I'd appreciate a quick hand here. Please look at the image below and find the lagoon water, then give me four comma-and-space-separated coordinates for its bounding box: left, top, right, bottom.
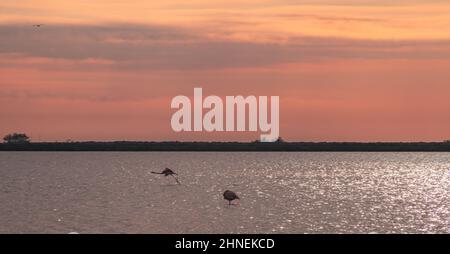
0, 152, 448, 233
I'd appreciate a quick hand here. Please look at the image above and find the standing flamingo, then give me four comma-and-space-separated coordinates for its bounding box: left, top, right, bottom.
223, 190, 240, 205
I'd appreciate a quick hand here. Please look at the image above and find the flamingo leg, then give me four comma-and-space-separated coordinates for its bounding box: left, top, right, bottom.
171, 174, 180, 184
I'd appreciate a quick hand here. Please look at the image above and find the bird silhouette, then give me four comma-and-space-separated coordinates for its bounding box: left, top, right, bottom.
223, 190, 239, 205
151, 168, 180, 184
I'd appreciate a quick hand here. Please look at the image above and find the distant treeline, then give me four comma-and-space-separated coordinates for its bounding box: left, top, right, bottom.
0, 141, 450, 151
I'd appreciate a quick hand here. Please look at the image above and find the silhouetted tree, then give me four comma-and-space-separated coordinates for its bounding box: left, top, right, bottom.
3, 133, 30, 144
275, 137, 285, 143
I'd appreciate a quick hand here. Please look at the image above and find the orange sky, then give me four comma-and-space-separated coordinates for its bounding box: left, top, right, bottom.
1, 0, 449, 141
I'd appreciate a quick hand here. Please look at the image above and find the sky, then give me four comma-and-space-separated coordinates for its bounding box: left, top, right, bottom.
1, 0, 449, 142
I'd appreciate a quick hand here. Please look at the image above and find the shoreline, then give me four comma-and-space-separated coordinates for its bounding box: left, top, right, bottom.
1, 141, 449, 152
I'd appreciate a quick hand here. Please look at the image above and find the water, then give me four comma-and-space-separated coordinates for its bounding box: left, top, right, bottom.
0, 152, 448, 234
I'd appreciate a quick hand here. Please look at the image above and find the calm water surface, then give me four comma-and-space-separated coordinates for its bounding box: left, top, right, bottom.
0, 152, 448, 233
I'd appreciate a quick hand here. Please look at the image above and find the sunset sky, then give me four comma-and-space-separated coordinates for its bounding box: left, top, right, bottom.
1, 0, 449, 141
